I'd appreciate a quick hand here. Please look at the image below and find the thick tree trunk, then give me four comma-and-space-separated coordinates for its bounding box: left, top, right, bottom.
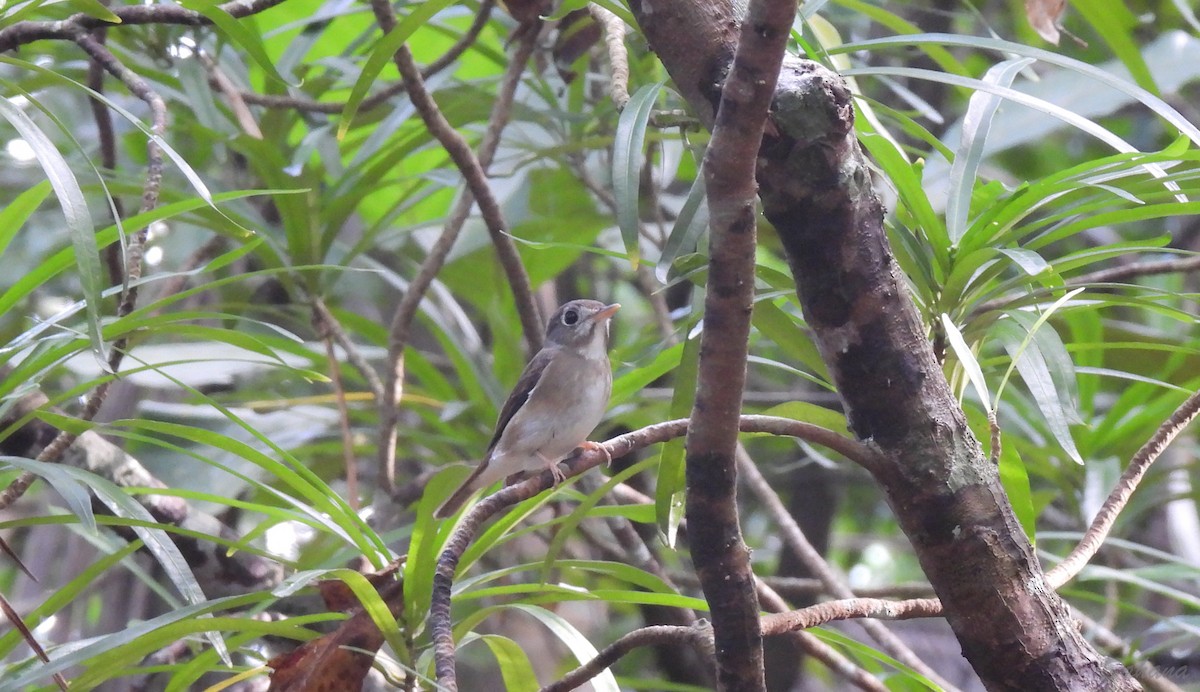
627, 1, 1141, 689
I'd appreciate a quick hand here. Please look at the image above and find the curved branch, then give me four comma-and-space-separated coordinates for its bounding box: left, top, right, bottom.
428, 415, 874, 688
738, 446, 955, 690
368, 0, 544, 351
1046, 387, 1200, 589
0, 0, 288, 52
377, 27, 539, 491
540, 623, 714, 692
760, 597, 944, 635
236, 0, 495, 114
974, 255, 1200, 316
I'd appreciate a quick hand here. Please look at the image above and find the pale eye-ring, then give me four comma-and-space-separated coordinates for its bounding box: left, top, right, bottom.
562, 308, 580, 326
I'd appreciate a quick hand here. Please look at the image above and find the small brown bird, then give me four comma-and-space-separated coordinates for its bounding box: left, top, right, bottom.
434, 300, 619, 519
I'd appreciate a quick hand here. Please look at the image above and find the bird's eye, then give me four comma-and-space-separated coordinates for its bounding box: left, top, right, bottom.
562, 308, 580, 326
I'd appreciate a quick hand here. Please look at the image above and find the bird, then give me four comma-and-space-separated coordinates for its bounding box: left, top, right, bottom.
434, 299, 620, 519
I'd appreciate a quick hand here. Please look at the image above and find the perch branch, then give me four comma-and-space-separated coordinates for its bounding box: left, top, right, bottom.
1046, 387, 1200, 589
428, 415, 874, 688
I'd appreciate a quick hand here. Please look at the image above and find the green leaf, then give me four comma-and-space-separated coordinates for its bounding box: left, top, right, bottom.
0, 455, 95, 532
0, 181, 50, 257
0, 96, 104, 362
505, 604, 619, 692
611, 341, 684, 406
612, 82, 664, 268
941, 314, 990, 410
835, 34, 1200, 146
655, 166, 710, 283
1069, 0, 1158, 94
946, 58, 1033, 245
338, 0, 458, 139
657, 329, 699, 547
991, 290, 1086, 464
178, 0, 296, 87
481, 635, 540, 692
0, 457, 230, 662
66, 0, 121, 22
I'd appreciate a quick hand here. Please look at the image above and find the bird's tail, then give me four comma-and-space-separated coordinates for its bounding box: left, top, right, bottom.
434, 464, 487, 519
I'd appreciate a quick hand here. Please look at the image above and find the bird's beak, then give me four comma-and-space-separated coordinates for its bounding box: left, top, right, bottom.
594, 303, 621, 322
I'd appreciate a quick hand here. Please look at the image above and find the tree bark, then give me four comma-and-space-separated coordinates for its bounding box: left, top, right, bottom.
627, 1, 1141, 688
684, 0, 797, 688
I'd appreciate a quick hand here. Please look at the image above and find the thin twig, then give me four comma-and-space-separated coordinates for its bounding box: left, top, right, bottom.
311, 297, 385, 403
86, 23, 124, 285
0, 0, 288, 51
755, 580, 889, 692
377, 26, 539, 491
737, 446, 956, 690
1046, 388, 1200, 589
760, 596, 944, 634
541, 623, 714, 692
975, 255, 1200, 315
368, 0, 543, 350
237, 0, 495, 114
315, 304, 360, 511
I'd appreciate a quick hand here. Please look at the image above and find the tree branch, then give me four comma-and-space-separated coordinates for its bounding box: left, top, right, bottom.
376, 26, 539, 491
684, 1, 795, 687
367, 0, 544, 351
0, 0, 288, 52
235, 0, 495, 114
738, 446, 955, 689
1045, 387, 1200, 589
428, 415, 875, 689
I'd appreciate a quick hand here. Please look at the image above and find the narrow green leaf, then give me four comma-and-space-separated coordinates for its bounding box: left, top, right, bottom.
481, 635, 539, 692
0, 97, 104, 362
66, 0, 121, 22
991, 289, 1086, 464
0, 456, 95, 533
658, 328, 699, 547
0, 181, 50, 257
612, 82, 664, 268
834, 34, 1200, 145
946, 58, 1032, 244
1070, 0, 1158, 94
178, 0, 295, 86
1, 594, 260, 689
940, 314, 991, 410
338, 0, 458, 139
998, 431, 1035, 542
505, 604, 620, 692
611, 341, 683, 405
0, 457, 229, 662
655, 167, 709, 283
997, 247, 1050, 277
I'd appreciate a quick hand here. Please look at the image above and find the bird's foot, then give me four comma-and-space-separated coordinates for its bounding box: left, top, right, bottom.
580, 440, 612, 467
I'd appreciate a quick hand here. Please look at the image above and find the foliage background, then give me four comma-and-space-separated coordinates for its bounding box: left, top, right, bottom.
0, 0, 1198, 689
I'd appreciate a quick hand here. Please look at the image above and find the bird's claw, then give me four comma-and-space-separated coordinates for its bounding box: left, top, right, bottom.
581, 440, 612, 467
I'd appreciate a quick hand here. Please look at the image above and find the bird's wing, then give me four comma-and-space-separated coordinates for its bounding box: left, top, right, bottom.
485, 346, 557, 455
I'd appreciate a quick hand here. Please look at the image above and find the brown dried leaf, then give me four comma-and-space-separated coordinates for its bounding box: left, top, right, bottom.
1025, 0, 1067, 44
268, 578, 404, 691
